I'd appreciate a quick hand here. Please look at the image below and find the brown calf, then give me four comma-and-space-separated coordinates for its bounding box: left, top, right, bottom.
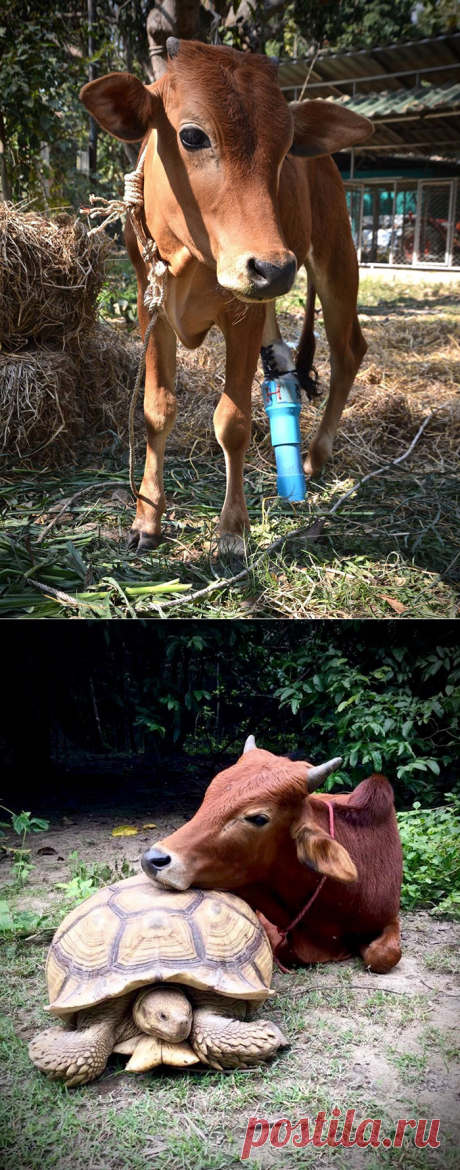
142, 741, 403, 974
81, 40, 372, 551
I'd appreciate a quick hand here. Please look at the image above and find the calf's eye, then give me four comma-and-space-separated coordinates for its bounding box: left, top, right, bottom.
244, 814, 270, 827
179, 126, 211, 151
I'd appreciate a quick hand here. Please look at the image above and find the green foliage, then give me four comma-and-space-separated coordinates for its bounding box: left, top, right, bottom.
0, 0, 148, 205
0, 2, 84, 201
2, 623, 460, 805
292, 0, 415, 51
398, 798, 460, 918
274, 640, 460, 802
414, 0, 460, 36
0, 901, 47, 940
98, 255, 140, 328
0, 805, 50, 887
56, 850, 135, 901
291, 0, 458, 53
0, 810, 49, 837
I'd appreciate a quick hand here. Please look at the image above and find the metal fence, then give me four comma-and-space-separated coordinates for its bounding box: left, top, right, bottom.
344, 178, 460, 269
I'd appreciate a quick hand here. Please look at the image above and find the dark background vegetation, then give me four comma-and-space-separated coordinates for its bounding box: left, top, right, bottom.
2, 620, 459, 810
1, 0, 458, 205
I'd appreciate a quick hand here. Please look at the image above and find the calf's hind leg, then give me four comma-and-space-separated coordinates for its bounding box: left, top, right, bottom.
359, 917, 402, 974
304, 242, 367, 477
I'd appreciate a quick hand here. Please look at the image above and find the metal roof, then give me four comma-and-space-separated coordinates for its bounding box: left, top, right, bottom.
279, 34, 460, 155
278, 33, 460, 98
340, 80, 460, 118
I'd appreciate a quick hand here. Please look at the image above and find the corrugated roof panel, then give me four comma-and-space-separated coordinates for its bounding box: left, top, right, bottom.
340, 81, 460, 119
278, 32, 460, 92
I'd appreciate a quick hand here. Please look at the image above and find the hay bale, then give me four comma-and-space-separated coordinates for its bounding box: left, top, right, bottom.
0, 325, 142, 467
81, 323, 142, 445
0, 347, 85, 465
0, 203, 110, 349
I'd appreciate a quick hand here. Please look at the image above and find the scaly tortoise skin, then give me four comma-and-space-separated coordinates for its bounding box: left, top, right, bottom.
29, 874, 287, 1085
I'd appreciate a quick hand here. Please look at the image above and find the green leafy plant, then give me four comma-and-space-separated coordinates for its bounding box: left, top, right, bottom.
398, 797, 460, 918
0, 900, 47, 940
56, 851, 135, 902
274, 642, 460, 802
0, 805, 50, 886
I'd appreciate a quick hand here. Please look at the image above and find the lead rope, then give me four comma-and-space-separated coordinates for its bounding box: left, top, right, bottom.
81, 147, 167, 506
273, 801, 335, 974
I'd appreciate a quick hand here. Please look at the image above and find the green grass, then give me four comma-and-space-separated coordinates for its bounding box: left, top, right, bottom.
2, 921, 459, 1170
0, 463, 457, 618
424, 949, 460, 977
1, 268, 458, 618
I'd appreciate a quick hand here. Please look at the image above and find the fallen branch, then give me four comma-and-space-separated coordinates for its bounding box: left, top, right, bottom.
36, 480, 128, 544
285, 979, 460, 998
326, 413, 434, 519
29, 412, 434, 613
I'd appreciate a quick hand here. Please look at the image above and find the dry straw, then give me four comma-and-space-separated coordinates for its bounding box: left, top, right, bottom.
0, 205, 139, 465
121, 309, 460, 477
0, 328, 140, 466
0, 202, 109, 349
0, 203, 458, 477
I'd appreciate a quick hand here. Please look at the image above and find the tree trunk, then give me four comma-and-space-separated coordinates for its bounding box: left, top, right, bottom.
88, 0, 98, 176
146, 0, 202, 80
0, 112, 12, 201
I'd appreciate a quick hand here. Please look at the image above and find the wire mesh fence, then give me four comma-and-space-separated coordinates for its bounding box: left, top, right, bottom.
345, 179, 460, 268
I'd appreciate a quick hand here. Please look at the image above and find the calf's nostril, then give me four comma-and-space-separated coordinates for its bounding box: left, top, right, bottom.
246, 256, 297, 295
142, 848, 172, 873
247, 257, 273, 285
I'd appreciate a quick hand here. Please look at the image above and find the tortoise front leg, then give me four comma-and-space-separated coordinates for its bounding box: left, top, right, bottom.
190, 995, 287, 1071
29, 997, 130, 1087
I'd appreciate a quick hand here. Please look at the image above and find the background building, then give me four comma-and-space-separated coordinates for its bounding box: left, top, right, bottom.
279, 33, 460, 274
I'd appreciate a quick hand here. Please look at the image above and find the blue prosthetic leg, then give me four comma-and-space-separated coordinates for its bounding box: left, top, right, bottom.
260, 340, 306, 502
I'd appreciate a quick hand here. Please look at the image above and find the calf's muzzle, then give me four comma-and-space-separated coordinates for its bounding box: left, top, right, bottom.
142, 847, 172, 875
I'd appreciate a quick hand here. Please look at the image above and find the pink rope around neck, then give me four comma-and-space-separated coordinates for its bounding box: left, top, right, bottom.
273, 800, 335, 974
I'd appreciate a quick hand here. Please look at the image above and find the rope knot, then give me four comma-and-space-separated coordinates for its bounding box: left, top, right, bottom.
123, 168, 145, 209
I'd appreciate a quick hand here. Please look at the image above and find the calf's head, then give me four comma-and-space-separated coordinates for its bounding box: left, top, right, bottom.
142, 737, 357, 891
81, 40, 371, 301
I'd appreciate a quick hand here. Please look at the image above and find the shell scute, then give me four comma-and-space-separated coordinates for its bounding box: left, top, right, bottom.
46, 875, 272, 1016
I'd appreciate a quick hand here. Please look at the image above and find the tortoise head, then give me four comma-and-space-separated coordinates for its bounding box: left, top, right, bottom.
133, 985, 192, 1042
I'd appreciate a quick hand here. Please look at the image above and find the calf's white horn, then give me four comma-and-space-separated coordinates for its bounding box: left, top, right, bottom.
306, 756, 342, 792
243, 735, 257, 753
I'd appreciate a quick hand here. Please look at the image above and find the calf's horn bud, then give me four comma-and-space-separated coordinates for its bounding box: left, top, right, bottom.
243, 735, 257, 753
306, 756, 342, 792
166, 37, 180, 58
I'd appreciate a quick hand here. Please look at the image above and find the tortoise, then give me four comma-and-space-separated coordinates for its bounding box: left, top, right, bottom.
29, 874, 287, 1086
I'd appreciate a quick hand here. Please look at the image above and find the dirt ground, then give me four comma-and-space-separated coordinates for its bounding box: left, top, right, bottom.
1, 808, 459, 1169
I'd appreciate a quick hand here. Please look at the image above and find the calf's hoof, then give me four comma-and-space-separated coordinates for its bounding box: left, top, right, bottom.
218, 533, 246, 560
213, 533, 247, 575
127, 528, 163, 553
304, 438, 331, 478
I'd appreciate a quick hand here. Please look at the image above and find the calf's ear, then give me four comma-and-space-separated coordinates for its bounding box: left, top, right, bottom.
80, 73, 161, 142
292, 813, 358, 883
289, 100, 373, 158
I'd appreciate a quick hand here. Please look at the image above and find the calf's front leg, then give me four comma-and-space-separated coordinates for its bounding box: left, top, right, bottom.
127, 305, 177, 553
214, 306, 265, 544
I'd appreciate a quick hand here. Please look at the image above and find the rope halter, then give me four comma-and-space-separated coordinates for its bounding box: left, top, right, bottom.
82, 145, 167, 314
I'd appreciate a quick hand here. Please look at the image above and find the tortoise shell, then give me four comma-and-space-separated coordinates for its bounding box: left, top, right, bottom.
45, 874, 273, 1018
